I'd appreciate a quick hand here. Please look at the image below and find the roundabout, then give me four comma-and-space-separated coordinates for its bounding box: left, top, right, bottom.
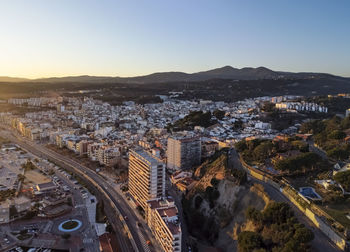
58, 219, 83, 232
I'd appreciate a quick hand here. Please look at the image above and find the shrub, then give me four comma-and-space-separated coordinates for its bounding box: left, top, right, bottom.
238, 231, 263, 252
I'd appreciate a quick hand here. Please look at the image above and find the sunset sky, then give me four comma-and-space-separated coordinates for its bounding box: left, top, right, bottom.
1, 0, 349, 78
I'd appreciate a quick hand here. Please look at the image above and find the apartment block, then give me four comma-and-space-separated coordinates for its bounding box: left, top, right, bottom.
167, 134, 201, 170
146, 198, 181, 252
128, 148, 165, 210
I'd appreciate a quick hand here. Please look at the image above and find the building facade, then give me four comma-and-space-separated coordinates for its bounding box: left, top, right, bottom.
167, 134, 201, 170
146, 198, 181, 252
128, 148, 166, 210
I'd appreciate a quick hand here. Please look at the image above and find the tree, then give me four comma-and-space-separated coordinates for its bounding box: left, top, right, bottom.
253, 141, 274, 163
291, 140, 309, 152
245, 206, 263, 224
261, 102, 276, 112
293, 227, 314, 244
235, 140, 247, 152
300, 120, 325, 134
17, 174, 25, 182
327, 147, 349, 160
262, 202, 294, 225
213, 109, 225, 120
238, 231, 263, 252
341, 116, 350, 129
334, 170, 350, 191
233, 119, 244, 130
328, 130, 346, 140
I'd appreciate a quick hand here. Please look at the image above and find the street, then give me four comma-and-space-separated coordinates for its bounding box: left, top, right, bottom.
0, 129, 144, 252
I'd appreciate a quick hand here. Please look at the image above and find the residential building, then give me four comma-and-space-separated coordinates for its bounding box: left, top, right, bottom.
146, 198, 181, 252
167, 134, 201, 170
0, 202, 10, 224
128, 148, 166, 210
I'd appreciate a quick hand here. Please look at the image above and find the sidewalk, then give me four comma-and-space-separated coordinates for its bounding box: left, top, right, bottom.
84, 193, 106, 236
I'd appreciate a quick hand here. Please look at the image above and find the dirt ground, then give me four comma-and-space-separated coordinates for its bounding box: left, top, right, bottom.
196, 179, 267, 252
24, 169, 51, 186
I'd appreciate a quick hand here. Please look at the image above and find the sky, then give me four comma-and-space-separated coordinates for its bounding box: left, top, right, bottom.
0, 0, 349, 78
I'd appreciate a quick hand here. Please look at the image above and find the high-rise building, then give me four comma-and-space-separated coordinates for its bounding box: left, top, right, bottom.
167, 134, 201, 170
128, 148, 166, 210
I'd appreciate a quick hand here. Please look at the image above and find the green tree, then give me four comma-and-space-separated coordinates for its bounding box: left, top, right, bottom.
213, 109, 225, 120
235, 140, 247, 152
328, 130, 346, 140
253, 141, 274, 163
327, 147, 349, 160
334, 170, 350, 191
293, 227, 314, 244
238, 231, 263, 252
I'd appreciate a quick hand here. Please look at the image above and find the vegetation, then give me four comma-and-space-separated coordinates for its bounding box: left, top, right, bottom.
22, 160, 36, 172
334, 170, 350, 191
17, 233, 32, 240
62, 220, 79, 229
306, 96, 350, 114
274, 152, 322, 173
235, 137, 321, 175
238, 231, 263, 252
213, 109, 225, 120
96, 200, 107, 223
167, 110, 217, 131
301, 116, 350, 161
240, 202, 314, 252
0, 189, 16, 202
23, 209, 38, 220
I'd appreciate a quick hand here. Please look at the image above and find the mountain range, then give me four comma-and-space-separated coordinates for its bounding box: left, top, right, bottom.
0, 66, 348, 84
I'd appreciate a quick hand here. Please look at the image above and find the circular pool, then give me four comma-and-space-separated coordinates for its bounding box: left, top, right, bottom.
58, 219, 82, 232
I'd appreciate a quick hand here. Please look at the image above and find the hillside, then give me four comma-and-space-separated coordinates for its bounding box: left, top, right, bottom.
1, 66, 348, 84
182, 152, 268, 251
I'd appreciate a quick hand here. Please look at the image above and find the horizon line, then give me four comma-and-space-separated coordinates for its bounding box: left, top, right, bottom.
0, 65, 349, 80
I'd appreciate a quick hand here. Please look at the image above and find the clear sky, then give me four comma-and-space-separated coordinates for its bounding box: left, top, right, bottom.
0, 0, 349, 78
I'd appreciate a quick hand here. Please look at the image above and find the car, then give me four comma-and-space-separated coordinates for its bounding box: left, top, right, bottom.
124, 216, 128, 220
146, 240, 151, 246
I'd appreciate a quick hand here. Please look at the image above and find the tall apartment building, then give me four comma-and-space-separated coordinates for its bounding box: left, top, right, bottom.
128, 148, 166, 210
167, 134, 201, 170
146, 198, 181, 252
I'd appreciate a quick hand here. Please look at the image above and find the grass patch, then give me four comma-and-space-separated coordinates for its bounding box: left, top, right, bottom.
321, 207, 350, 228
62, 220, 79, 230
17, 233, 32, 240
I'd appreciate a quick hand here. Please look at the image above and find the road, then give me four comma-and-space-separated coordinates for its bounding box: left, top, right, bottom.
228, 148, 341, 252
308, 140, 329, 160
0, 129, 156, 252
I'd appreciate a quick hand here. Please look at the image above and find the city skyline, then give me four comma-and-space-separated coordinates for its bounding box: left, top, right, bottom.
1, 0, 350, 78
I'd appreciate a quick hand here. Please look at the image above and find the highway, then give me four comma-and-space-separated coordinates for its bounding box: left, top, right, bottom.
0, 129, 157, 252
228, 148, 341, 252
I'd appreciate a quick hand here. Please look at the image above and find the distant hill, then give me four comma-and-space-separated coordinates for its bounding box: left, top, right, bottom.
1, 66, 348, 84
0, 76, 30, 82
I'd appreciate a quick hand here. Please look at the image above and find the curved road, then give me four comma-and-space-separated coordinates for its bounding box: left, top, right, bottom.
0, 129, 158, 252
